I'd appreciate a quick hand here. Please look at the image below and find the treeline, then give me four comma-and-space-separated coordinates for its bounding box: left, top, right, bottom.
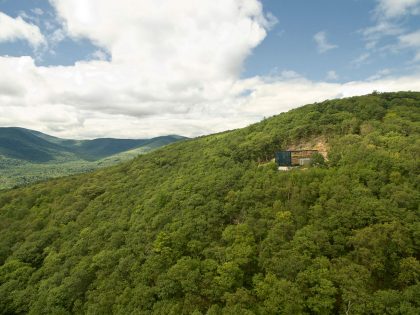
0, 92, 419, 314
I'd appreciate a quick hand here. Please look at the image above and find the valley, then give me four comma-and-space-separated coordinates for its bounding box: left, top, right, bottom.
0, 127, 186, 189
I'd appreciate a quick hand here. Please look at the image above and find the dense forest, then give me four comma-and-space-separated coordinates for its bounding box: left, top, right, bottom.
0, 92, 419, 314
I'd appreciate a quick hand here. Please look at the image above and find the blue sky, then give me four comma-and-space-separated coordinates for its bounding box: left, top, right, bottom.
246, 0, 420, 81
0, 0, 105, 65
0, 0, 419, 138
1, 0, 419, 81
245, 0, 375, 80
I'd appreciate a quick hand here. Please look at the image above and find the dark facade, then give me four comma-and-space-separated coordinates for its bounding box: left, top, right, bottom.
275, 150, 318, 166
275, 151, 292, 166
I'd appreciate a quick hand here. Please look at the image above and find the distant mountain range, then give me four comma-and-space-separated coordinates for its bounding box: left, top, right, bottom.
0, 127, 187, 162
0, 127, 187, 189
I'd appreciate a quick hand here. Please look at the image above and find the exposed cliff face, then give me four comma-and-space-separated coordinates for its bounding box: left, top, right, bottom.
287, 136, 329, 159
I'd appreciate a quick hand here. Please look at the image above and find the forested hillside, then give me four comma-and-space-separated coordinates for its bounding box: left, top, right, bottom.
0, 92, 419, 314
0, 128, 186, 189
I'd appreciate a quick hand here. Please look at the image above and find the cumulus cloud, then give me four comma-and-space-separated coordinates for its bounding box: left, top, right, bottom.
0, 1, 419, 139
48, 0, 273, 107
313, 31, 338, 53
1, 53, 420, 139
0, 12, 45, 47
0, 0, 275, 138
89, 49, 109, 61
51, 0, 272, 71
233, 74, 420, 119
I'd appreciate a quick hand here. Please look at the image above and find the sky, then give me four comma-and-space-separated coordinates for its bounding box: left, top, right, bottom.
0, 0, 419, 139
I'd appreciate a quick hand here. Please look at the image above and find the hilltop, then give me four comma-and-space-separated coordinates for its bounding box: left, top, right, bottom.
0, 128, 186, 189
0, 92, 419, 314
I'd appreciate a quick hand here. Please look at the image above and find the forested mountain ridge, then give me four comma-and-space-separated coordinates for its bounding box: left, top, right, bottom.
0, 127, 186, 162
0, 128, 186, 189
0, 92, 419, 314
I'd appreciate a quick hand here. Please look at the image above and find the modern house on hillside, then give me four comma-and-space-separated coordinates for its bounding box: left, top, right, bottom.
275, 150, 318, 167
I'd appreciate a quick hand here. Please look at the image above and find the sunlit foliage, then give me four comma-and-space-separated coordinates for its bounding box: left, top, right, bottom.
0, 92, 419, 314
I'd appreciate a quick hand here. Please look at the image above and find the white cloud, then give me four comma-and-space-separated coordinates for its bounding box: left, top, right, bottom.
362, 22, 405, 47
359, 0, 420, 58
367, 68, 392, 80
228, 74, 420, 121
399, 30, 420, 47
313, 31, 338, 53
374, 0, 420, 20
49, 0, 272, 101
89, 49, 109, 61
326, 70, 339, 81
361, 0, 420, 51
398, 29, 420, 62
0, 1, 419, 139
268, 68, 301, 79
0, 12, 46, 48
351, 53, 371, 67
0, 0, 274, 138
48, 28, 66, 44
32, 8, 44, 16
0, 53, 419, 139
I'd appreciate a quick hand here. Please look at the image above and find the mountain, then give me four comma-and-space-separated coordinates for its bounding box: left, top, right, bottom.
62, 136, 185, 161
0, 127, 68, 162
0, 92, 419, 314
0, 127, 186, 162
0, 128, 187, 189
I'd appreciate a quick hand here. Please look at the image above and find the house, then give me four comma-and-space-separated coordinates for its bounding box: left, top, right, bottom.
275, 150, 318, 167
